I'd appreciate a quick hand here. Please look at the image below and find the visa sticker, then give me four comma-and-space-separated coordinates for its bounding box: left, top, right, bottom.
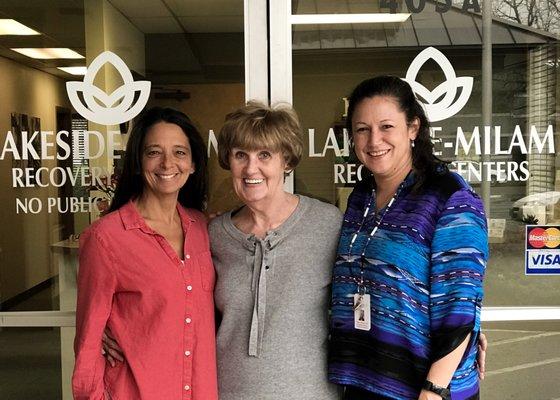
525, 225, 560, 275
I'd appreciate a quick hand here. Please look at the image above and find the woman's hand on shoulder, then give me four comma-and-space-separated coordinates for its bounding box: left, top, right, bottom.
207, 211, 224, 221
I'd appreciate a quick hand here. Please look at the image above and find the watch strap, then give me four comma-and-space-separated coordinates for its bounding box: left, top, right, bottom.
422, 380, 451, 400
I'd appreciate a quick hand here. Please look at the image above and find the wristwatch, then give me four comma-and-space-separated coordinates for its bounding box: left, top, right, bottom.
422, 380, 451, 400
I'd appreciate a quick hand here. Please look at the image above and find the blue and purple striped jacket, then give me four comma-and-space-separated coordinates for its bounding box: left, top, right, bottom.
329, 170, 487, 400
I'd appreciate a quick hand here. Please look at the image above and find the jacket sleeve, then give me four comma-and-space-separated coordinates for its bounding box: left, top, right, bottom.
72, 228, 117, 400
429, 188, 488, 362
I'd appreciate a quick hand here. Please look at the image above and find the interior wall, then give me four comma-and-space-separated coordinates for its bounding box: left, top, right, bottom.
75, 0, 146, 231
83, 0, 146, 172
102, 0, 146, 77
0, 56, 71, 304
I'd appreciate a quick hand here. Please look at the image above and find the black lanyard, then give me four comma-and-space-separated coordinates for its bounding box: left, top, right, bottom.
347, 180, 406, 294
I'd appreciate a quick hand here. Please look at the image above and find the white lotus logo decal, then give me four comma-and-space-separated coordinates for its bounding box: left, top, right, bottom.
404, 47, 473, 122
66, 51, 151, 125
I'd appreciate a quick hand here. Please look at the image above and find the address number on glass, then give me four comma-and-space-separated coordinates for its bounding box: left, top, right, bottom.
380, 0, 480, 14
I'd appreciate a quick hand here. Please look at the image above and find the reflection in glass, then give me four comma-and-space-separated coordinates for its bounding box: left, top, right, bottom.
292, 0, 560, 308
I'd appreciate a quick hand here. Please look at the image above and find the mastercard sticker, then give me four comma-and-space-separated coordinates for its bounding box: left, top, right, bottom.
526, 225, 560, 275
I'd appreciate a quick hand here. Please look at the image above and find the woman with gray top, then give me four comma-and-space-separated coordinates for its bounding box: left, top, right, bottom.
210, 101, 342, 400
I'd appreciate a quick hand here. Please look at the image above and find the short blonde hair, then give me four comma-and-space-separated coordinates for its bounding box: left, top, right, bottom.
218, 101, 303, 170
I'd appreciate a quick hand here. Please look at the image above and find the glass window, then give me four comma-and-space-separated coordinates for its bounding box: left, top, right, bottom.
290, 1, 560, 394
291, 0, 560, 307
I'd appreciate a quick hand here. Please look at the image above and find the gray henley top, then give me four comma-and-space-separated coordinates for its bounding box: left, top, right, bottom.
209, 195, 343, 400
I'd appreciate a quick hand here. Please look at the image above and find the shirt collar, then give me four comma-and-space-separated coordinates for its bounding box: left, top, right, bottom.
119, 200, 196, 234
401, 169, 417, 190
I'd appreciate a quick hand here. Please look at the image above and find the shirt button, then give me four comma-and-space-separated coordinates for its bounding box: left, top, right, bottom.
185, 350, 191, 356
184, 385, 190, 391
185, 318, 192, 324
186, 285, 192, 291
185, 254, 191, 259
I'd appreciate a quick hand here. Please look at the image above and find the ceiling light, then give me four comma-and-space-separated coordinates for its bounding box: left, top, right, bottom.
11, 48, 84, 59
290, 13, 411, 25
57, 66, 87, 76
0, 19, 40, 35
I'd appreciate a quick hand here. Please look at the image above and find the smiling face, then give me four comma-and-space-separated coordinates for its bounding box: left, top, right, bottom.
229, 148, 288, 206
352, 96, 418, 185
141, 121, 194, 199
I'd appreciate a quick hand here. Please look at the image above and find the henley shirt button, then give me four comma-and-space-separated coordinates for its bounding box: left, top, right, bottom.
185, 254, 191, 259
184, 385, 190, 391
186, 285, 193, 291
185, 350, 191, 356
265, 265, 269, 270
185, 318, 192, 324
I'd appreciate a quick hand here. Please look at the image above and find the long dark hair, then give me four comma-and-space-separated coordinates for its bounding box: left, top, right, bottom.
346, 75, 446, 188
109, 107, 208, 212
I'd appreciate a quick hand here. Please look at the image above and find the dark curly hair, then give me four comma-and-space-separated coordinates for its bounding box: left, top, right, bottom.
346, 75, 447, 188
109, 107, 208, 212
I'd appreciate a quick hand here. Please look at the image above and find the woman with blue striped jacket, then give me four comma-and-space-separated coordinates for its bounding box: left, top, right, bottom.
329, 76, 487, 400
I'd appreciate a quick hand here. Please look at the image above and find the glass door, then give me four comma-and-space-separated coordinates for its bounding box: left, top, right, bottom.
0, 0, 254, 398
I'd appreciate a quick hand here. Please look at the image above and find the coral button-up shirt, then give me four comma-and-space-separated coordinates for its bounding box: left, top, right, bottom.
72, 201, 218, 400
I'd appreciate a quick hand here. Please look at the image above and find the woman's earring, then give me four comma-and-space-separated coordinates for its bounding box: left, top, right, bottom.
410, 139, 415, 148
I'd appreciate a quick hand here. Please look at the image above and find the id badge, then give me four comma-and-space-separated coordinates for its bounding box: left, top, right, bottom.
353, 293, 371, 331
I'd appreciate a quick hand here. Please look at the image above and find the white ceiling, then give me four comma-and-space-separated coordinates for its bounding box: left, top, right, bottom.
108, 0, 243, 33
0, 0, 245, 81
